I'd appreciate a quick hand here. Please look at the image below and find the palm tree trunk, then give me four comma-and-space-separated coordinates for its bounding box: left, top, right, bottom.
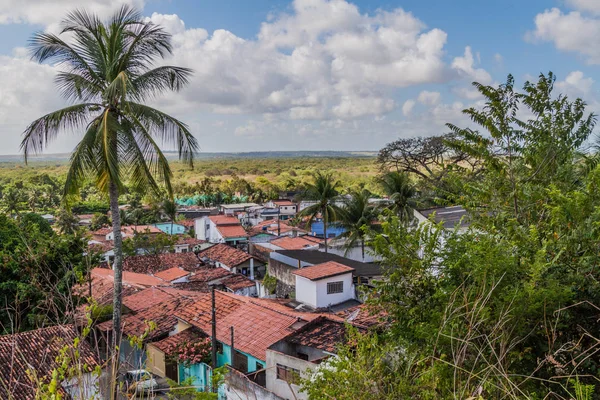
323, 210, 328, 253
361, 239, 365, 261
108, 181, 124, 364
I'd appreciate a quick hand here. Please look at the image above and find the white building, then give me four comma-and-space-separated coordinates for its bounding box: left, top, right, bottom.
195, 215, 249, 245
292, 261, 355, 309
265, 200, 298, 220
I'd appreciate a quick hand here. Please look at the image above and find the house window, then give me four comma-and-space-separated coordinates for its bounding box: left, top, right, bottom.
327, 281, 344, 294
216, 342, 223, 354
276, 364, 300, 384
255, 362, 264, 370
233, 350, 248, 373
181, 248, 188, 253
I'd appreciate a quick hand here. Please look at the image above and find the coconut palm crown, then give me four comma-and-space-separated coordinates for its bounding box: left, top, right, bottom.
21, 6, 198, 362
298, 171, 342, 253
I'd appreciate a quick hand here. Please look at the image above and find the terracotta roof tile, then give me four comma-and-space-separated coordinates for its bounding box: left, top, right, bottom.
118, 253, 201, 274
179, 219, 195, 227
176, 236, 205, 246
154, 267, 190, 282
121, 225, 162, 234
175, 291, 323, 361
199, 244, 253, 268
91, 267, 166, 287
250, 220, 307, 236
283, 317, 362, 353
188, 267, 233, 283
97, 288, 203, 340
216, 225, 248, 239
209, 215, 240, 225
220, 274, 255, 291
292, 261, 354, 281
149, 328, 206, 355
0, 325, 99, 400
270, 236, 322, 250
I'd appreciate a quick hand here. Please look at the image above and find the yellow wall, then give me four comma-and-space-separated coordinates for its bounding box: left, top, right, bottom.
146, 344, 167, 378
176, 320, 192, 333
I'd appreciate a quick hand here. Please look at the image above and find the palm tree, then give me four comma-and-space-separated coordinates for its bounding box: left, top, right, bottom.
21, 7, 197, 364
298, 171, 342, 253
379, 171, 417, 223
337, 189, 377, 261
55, 208, 79, 235
161, 198, 178, 234
2, 187, 23, 216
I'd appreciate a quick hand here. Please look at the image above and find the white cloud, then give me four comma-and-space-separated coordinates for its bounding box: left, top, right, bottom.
150, 0, 454, 121
494, 53, 503, 64
527, 8, 600, 64
452, 46, 492, 84
556, 71, 595, 96
567, 0, 600, 15
402, 100, 415, 116
417, 90, 441, 105
0, 0, 145, 26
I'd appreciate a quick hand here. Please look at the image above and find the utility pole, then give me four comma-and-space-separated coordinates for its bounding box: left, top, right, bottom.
230, 326, 235, 369
211, 286, 217, 369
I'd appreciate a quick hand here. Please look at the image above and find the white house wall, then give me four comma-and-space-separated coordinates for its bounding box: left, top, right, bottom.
295, 276, 318, 308
314, 273, 354, 309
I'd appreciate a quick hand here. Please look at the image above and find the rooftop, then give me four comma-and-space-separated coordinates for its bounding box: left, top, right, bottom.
216, 224, 248, 239
220, 274, 256, 291
209, 215, 242, 226
121, 225, 162, 235
417, 206, 470, 229
273, 250, 382, 277
283, 316, 363, 353
199, 244, 253, 267
188, 267, 233, 283
154, 267, 190, 282
0, 325, 99, 400
250, 219, 307, 236
149, 328, 206, 355
90, 267, 165, 288
292, 261, 354, 281
220, 203, 259, 209
118, 253, 201, 274
175, 291, 322, 360
270, 236, 322, 250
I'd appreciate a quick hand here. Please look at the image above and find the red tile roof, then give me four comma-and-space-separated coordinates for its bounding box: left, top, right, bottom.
270, 236, 322, 250
336, 304, 388, 329
216, 225, 248, 239
122, 286, 181, 312
176, 236, 205, 246
250, 220, 307, 236
176, 291, 321, 360
189, 267, 233, 283
199, 244, 253, 268
91, 267, 166, 288
117, 253, 201, 274
220, 274, 255, 291
179, 219, 195, 227
0, 325, 99, 400
149, 328, 206, 355
272, 200, 295, 206
292, 261, 354, 281
209, 215, 241, 225
97, 288, 203, 340
283, 316, 363, 353
154, 267, 190, 282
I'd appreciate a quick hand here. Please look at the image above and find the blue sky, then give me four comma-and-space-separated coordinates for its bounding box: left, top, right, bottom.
0, 0, 598, 154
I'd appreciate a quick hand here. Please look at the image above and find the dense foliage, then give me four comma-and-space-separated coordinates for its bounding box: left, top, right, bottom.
303, 73, 600, 399
0, 214, 91, 333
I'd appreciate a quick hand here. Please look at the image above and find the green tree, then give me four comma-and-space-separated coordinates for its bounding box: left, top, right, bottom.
21, 6, 197, 364
89, 212, 110, 231
2, 186, 24, 216
378, 171, 417, 222
55, 208, 80, 235
298, 171, 342, 253
337, 188, 377, 260
161, 197, 178, 234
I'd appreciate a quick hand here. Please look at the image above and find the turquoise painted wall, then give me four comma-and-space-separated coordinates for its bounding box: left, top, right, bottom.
154, 222, 186, 235
217, 343, 264, 372
179, 362, 210, 392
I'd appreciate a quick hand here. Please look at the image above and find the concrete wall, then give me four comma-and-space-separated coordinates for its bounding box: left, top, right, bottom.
223, 367, 283, 400
195, 217, 224, 243
314, 273, 354, 309
295, 276, 317, 308
266, 350, 317, 400
267, 257, 298, 287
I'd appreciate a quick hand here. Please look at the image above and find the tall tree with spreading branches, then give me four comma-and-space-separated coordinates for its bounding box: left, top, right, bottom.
21, 6, 197, 371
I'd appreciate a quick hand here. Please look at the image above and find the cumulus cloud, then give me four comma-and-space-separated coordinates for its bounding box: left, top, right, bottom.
0, 0, 145, 26
149, 0, 454, 120
452, 46, 492, 84
417, 91, 441, 106
402, 100, 416, 116
567, 0, 600, 15
556, 71, 595, 97
527, 8, 600, 64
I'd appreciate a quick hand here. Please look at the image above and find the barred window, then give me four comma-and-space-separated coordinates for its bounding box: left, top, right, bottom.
327, 281, 344, 294
276, 364, 300, 384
